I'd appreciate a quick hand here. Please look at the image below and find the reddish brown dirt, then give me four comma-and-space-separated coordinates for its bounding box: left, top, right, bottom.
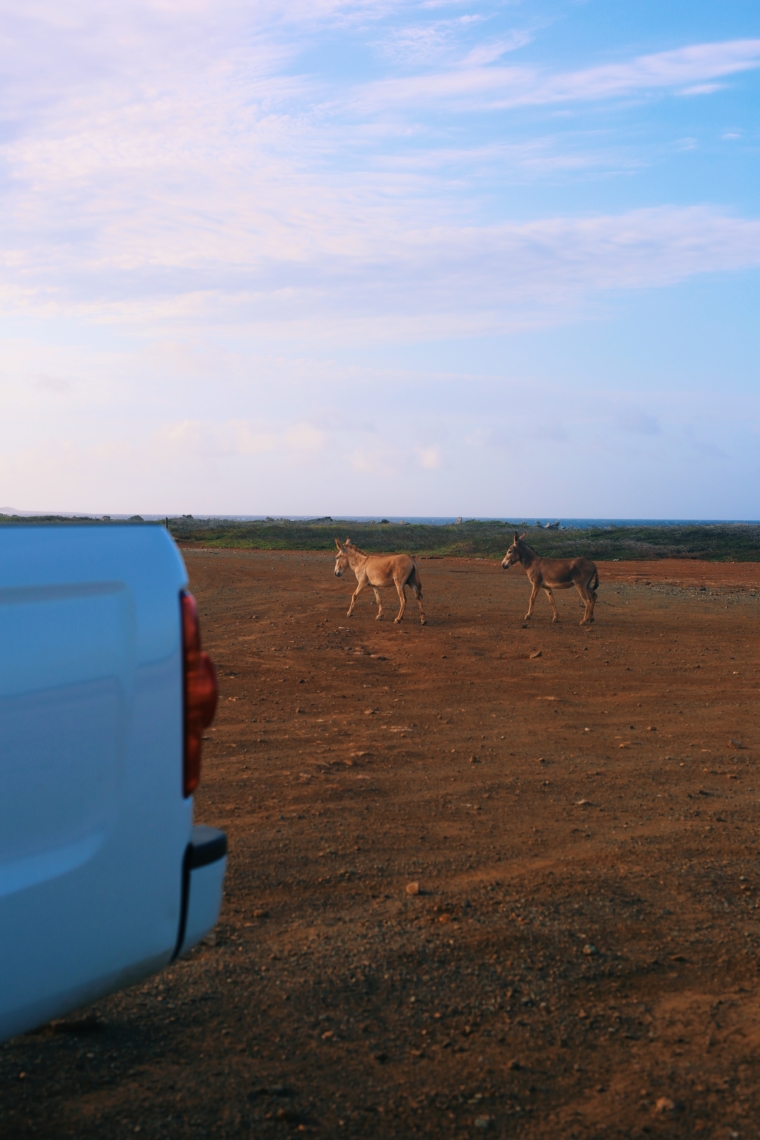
3, 552, 760, 1140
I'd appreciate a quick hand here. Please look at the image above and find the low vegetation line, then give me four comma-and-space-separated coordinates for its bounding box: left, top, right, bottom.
4, 515, 759, 560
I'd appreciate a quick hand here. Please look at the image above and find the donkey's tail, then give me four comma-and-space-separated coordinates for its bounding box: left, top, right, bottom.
590, 567, 599, 592
407, 559, 423, 596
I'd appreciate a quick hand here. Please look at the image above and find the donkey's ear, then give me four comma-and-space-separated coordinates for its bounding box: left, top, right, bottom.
519, 533, 526, 541
513, 531, 519, 543
334, 537, 342, 549
345, 537, 352, 546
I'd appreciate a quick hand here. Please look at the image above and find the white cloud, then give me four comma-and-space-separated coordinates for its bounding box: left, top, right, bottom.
679, 83, 723, 96
461, 32, 533, 67
350, 445, 399, 476
153, 418, 323, 460
157, 419, 272, 458
377, 15, 485, 65
284, 422, 326, 455
372, 136, 633, 178
417, 445, 442, 469
358, 38, 760, 110
3, 189, 760, 339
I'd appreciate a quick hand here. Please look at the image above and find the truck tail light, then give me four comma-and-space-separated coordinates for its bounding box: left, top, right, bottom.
181, 590, 218, 797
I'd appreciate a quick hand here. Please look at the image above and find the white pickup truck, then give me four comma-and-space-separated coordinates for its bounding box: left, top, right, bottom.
0, 523, 226, 1043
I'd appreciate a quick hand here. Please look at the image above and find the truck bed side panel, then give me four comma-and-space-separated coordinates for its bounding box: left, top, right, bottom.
0, 525, 192, 1041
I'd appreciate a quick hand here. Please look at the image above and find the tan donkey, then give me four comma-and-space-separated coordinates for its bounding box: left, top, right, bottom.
334, 539, 426, 625
502, 532, 599, 625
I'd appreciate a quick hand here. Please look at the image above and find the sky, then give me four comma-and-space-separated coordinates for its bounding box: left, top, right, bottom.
1, 0, 759, 518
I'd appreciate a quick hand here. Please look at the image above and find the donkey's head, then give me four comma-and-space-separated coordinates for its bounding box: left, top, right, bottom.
333, 538, 354, 577
501, 531, 527, 570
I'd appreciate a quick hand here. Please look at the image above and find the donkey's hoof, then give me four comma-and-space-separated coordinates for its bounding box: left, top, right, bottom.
420, 618, 427, 625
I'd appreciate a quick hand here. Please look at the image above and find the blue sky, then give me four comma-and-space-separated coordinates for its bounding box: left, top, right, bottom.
1, 0, 759, 517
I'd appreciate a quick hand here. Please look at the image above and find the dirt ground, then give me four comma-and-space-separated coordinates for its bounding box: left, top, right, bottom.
3, 551, 760, 1140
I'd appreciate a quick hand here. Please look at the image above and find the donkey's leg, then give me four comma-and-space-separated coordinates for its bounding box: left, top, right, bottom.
525, 582, 540, 619
406, 567, 426, 625
394, 580, 407, 623
575, 583, 592, 625
347, 577, 367, 617
543, 587, 559, 623
372, 587, 384, 620
411, 582, 426, 625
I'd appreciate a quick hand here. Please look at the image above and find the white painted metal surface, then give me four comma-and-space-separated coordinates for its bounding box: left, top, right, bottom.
181, 856, 228, 956
0, 524, 223, 1043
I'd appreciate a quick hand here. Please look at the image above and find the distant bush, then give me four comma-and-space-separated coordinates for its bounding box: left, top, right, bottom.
3, 513, 757, 561
163, 518, 760, 562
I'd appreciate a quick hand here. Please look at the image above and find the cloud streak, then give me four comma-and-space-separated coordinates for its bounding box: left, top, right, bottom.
357, 38, 760, 110
3, 198, 760, 338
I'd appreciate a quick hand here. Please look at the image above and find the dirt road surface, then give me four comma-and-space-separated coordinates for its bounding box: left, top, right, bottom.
3, 552, 760, 1139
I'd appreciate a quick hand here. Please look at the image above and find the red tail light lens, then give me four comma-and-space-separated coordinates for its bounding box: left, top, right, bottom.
181, 590, 218, 797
